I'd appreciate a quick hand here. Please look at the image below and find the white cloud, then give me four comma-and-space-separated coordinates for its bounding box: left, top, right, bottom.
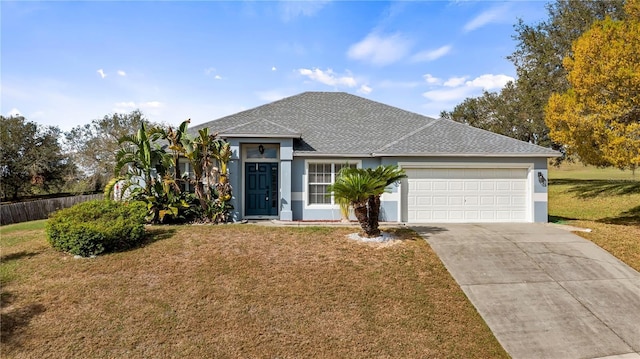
444, 76, 468, 87
140, 101, 163, 108
423, 86, 476, 102
204, 67, 223, 80
7, 108, 22, 116
114, 101, 136, 108
297, 68, 357, 88
280, 1, 330, 21
117, 70, 127, 77
422, 73, 514, 104
463, 4, 511, 32
358, 84, 372, 95
423, 74, 441, 85
347, 32, 412, 66
465, 74, 514, 90
410, 45, 452, 62
272, 66, 277, 71
97, 69, 106, 79
113, 101, 163, 112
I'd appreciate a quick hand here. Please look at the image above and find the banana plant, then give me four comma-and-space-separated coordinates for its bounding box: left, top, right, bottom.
114, 123, 172, 196
144, 175, 190, 223
151, 119, 190, 180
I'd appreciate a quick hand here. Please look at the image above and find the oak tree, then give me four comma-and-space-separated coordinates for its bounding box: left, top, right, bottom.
443, 0, 626, 155
65, 110, 158, 191
0, 116, 74, 200
545, 0, 640, 171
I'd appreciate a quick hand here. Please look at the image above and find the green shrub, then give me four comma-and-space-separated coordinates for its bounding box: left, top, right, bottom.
46, 200, 147, 257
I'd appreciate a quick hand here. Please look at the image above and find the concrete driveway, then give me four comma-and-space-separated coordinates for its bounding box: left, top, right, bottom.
412, 223, 640, 359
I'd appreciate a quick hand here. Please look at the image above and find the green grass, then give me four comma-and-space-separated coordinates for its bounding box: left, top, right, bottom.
0, 220, 48, 247
549, 161, 638, 180
548, 163, 640, 270
0, 224, 507, 359
0, 219, 47, 235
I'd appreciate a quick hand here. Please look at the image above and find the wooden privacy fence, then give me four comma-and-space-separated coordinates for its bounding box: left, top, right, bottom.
0, 194, 103, 225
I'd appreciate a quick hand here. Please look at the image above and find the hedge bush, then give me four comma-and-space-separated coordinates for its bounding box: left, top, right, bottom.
46, 200, 147, 257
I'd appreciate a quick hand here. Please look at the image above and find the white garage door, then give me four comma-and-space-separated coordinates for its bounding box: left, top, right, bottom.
405, 167, 529, 223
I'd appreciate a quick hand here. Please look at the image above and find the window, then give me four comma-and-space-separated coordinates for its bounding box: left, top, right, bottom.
307, 162, 357, 205
245, 144, 278, 159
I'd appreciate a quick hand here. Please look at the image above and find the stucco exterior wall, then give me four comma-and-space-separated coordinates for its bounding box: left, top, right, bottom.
290, 156, 549, 223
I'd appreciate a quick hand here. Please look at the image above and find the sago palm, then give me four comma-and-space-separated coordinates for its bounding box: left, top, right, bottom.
329, 165, 406, 237
365, 165, 407, 235
328, 168, 385, 237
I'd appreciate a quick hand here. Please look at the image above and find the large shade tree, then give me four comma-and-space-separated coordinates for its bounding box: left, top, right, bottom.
441, 82, 547, 145
329, 165, 406, 237
442, 0, 626, 157
545, 0, 640, 171
1, 115, 75, 200
65, 110, 159, 191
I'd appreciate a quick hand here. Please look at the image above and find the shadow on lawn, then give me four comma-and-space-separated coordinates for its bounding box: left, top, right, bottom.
598, 205, 640, 226
550, 179, 640, 198
549, 215, 578, 224
108, 226, 178, 255
142, 226, 178, 245
1, 300, 46, 346
407, 226, 448, 239
0, 251, 40, 263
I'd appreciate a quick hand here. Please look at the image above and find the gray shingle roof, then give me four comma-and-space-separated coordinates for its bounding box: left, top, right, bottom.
192, 92, 559, 157
218, 119, 301, 138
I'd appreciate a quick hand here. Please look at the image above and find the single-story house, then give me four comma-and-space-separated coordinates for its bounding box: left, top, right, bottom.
189, 91, 560, 223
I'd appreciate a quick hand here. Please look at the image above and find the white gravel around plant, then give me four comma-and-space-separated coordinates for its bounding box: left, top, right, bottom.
347, 231, 397, 243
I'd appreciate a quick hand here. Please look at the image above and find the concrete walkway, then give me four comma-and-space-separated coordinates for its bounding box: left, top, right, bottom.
413, 223, 640, 359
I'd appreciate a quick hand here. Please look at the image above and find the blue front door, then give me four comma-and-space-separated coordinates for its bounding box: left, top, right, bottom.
245, 162, 278, 216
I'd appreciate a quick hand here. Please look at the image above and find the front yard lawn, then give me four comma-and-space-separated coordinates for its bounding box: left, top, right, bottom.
1, 224, 507, 358
549, 163, 640, 271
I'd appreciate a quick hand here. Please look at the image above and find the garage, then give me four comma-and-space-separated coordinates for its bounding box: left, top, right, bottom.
404, 167, 530, 223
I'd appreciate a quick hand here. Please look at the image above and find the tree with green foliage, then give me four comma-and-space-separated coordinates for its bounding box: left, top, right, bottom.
329, 165, 406, 237
441, 82, 548, 145
545, 0, 640, 172
0, 115, 75, 200
65, 110, 159, 192
442, 0, 626, 155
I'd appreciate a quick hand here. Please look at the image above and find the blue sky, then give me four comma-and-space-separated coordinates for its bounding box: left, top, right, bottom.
1, 1, 548, 132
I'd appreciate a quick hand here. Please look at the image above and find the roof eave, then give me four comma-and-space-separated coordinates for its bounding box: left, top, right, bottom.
371, 152, 562, 158
293, 152, 561, 158
293, 152, 374, 158
220, 133, 302, 139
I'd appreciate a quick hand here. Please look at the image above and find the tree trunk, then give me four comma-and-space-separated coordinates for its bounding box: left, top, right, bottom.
368, 196, 380, 237
352, 202, 372, 236
195, 181, 208, 213
366, 195, 381, 237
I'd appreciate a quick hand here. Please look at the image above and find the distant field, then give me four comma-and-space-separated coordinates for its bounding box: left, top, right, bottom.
548, 162, 639, 271
549, 161, 638, 180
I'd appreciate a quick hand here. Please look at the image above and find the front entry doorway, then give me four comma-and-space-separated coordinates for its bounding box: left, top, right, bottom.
245, 162, 279, 216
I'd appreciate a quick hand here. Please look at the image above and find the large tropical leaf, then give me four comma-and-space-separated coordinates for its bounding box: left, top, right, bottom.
328, 169, 385, 205
367, 165, 407, 188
